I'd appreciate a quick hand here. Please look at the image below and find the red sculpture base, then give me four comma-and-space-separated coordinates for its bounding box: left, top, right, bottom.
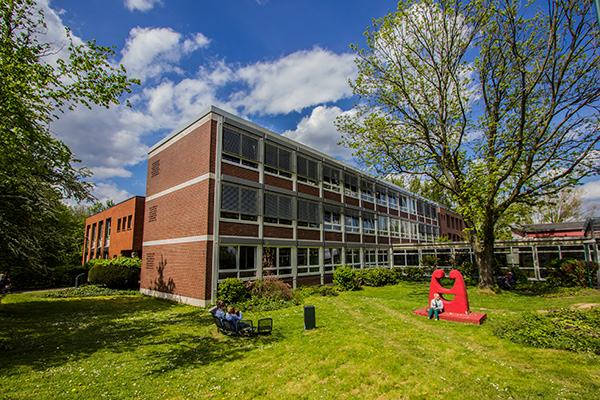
413, 307, 487, 325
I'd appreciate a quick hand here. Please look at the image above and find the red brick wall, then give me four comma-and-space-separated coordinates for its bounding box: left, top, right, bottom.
82, 196, 145, 264
297, 275, 322, 287
298, 229, 320, 240
220, 222, 259, 237
324, 191, 341, 202
298, 183, 319, 197
264, 174, 293, 190
222, 163, 259, 182
324, 232, 343, 242
264, 226, 293, 239
141, 115, 217, 303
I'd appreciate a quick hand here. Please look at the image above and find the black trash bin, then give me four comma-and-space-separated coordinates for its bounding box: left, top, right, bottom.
304, 305, 316, 330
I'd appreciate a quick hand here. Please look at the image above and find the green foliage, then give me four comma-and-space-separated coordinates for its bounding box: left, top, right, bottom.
456, 262, 478, 286
88, 257, 140, 289
356, 267, 399, 287
399, 266, 425, 282
51, 265, 88, 288
41, 285, 136, 298
336, 0, 600, 289
333, 266, 361, 291
493, 308, 600, 354
547, 259, 598, 288
217, 278, 248, 304
247, 276, 294, 301
0, 0, 138, 277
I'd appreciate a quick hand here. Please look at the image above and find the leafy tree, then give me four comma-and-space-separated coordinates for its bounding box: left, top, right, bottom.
337, 0, 600, 289
387, 174, 452, 206
0, 0, 138, 277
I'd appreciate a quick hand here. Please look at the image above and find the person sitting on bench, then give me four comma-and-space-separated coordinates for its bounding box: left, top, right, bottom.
209, 300, 227, 320
226, 306, 251, 332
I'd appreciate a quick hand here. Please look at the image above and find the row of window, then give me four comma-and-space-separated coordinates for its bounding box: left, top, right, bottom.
218, 245, 391, 280
221, 184, 439, 239
222, 126, 438, 218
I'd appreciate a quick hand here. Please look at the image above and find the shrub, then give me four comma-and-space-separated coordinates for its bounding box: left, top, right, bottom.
333, 266, 361, 291
88, 257, 140, 290
247, 276, 294, 301
547, 258, 598, 288
357, 267, 398, 287
400, 266, 425, 282
217, 278, 249, 304
52, 265, 88, 287
493, 308, 600, 354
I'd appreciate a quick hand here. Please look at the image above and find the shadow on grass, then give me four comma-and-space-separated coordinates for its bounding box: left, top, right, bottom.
0, 296, 283, 375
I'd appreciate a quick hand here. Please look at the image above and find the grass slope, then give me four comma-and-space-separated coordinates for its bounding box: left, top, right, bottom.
1, 284, 599, 399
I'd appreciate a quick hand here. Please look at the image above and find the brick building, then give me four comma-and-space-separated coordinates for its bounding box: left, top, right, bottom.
140, 106, 447, 306
438, 206, 466, 242
82, 196, 145, 264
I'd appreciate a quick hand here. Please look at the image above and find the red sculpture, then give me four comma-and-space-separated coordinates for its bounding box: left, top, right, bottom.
413, 269, 487, 325
429, 269, 469, 314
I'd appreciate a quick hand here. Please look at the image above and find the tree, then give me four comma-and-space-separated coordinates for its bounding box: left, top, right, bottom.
387, 174, 453, 206
0, 0, 138, 276
337, 0, 600, 289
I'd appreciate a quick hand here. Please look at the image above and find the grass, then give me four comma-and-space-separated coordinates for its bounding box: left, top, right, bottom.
1, 284, 599, 399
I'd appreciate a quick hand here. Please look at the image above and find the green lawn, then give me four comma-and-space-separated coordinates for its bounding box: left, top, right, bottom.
1, 284, 599, 399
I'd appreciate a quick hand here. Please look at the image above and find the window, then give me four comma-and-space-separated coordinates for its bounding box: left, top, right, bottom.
377, 250, 389, 267
365, 250, 377, 268
401, 220, 411, 238
377, 215, 388, 235
408, 198, 417, 214
388, 192, 399, 209
324, 207, 342, 231
262, 247, 292, 276
297, 155, 319, 186
376, 187, 388, 207
222, 127, 259, 168
97, 222, 103, 249
264, 143, 292, 178
345, 248, 361, 269
221, 184, 259, 221
127, 215, 132, 230
344, 211, 360, 233
297, 199, 320, 228
116, 218, 121, 232
104, 219, 111, 246
219, 246, 257, 279
121, 218, 127, 231
361, 181, 374, 203
390, 219, 401, 237
323, 165, 341, 192
400, 196, 408, 212
264, 192, 293, 225
411, 222, 419, 239
324, 248, 341, 272
363, 214, 375, 235
344, 173, 358, 198
297, 247, 320, 274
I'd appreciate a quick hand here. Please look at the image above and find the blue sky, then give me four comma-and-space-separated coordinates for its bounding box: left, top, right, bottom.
39, 0, 600, 206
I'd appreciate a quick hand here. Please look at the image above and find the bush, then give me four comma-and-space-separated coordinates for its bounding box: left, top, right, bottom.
493, 308, 600, 354
217, 278, 249, 304
333, 266, 361, 291
88, 257, 140, 289
547, 258, 598, 288
247, 276, 294, 301
357, 267, 399, 287
52, 265, 88, 287
400, 266, 425, 282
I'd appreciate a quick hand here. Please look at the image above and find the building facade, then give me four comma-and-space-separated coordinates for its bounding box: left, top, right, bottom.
140, 106, 446, 306
82, 196, 145, 264
437, 206, 466, 242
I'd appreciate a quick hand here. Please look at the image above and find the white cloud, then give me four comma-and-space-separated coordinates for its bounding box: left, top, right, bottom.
121, 27, 210, 80
92, 182, 133, 204
282, 106, 356, 162
230, 47, 356, 115
50, 106, 149, 181
582, 180, 600, 202
124, 0, 162, 12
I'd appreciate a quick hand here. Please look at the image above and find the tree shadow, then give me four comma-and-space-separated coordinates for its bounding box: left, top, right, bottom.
0, 296, 283, 375
152, 256, 175, 293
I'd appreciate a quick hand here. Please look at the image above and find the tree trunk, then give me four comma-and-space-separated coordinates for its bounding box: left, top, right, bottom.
471, 222, 496, 289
